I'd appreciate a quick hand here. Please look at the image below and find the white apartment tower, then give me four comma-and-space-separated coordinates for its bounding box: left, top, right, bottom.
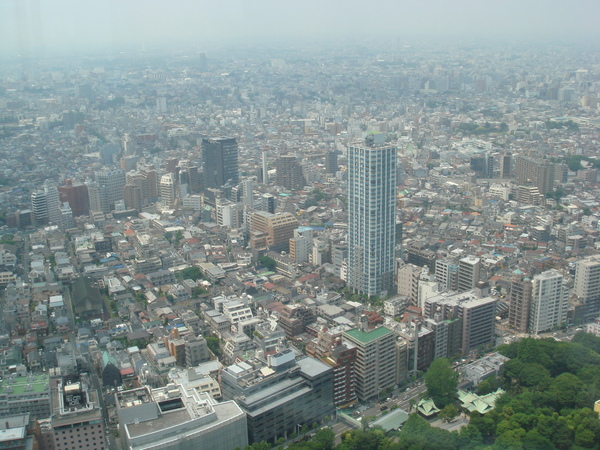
530, 269, 567, 334
574, 255, 600, 322
347, 135, 396, 296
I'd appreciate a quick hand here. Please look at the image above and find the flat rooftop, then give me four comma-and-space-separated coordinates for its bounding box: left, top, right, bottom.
343, 326, 392, 344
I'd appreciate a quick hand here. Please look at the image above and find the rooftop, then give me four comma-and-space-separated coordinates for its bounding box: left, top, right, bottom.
343, 326, 392, 344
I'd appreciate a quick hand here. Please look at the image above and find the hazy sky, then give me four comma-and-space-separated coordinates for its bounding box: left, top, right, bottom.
1, 0, 599, 57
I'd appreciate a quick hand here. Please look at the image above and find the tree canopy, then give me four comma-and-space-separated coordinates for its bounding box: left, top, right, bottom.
424, 358, 458, 408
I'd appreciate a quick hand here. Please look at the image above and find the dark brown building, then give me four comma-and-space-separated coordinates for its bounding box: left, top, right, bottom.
58, 180, 89, 216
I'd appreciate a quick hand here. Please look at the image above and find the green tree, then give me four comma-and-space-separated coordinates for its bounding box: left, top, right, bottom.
178, 266, 203, 281
205, 336, 222, 357
257, 255, 276, 271
439, 404, 458, 423
477, 377, 499, 395
312, 427, 334, 450
424, 358, 458, 408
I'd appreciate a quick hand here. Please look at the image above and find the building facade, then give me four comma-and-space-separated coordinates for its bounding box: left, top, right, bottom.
347, 137, 396, 296
202, 137, 239, 190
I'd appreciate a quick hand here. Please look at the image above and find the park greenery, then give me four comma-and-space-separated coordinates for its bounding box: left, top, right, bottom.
279, 333, 600, 449
257, 255, 277, 271
551, 155, 600, 172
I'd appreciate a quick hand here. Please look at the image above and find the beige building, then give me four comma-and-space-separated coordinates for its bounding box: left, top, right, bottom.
250, 211, 298, 253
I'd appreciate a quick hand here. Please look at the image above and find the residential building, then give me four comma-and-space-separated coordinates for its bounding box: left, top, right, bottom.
515, 155, 555, 195
423, 290, 497, 355
508, 270, 532, 332
58, 180, 89, 216
342, 319, 396, 402
574, 255, 600, 322
347, 136, 396, 296
529, 269, 567, 334
274, 155, 306, 190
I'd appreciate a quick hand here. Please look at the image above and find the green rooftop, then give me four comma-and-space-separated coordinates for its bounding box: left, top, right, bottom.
344, 326, 392, 344
0, 374, 50, 395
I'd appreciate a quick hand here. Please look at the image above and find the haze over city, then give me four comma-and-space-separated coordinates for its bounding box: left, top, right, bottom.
1, 0, 600, 58
2, 1, 600, 450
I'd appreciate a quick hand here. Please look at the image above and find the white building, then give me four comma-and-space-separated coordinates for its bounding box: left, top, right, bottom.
347, 135, 396, 296
529, 269, 567, 334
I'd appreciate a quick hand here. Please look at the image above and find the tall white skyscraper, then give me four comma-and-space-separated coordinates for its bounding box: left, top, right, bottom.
530, 269, 567, 334
347, 135, 396, 296
31, 182, 61, 226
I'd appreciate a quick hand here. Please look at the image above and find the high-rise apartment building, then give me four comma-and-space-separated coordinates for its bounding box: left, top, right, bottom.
325, 150, 338, 174
529, 269, 567, 334
274, 155, 306, 190
508, 270, 532, 332
123, 183, 142, 211
347, 136, 396, 296
515, 155, 555, 194
574, 255, 600, 322
202, 137, 239, 190
31, 183, 61, 226
342, 320, 396, 402
88, 169, 126, 212
159, 173, 177, 207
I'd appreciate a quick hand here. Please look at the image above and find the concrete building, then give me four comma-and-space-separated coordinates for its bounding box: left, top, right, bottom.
435, 259, 459, 291
58, 180, 89, 217
202, 137, 239, 190
574, 255, 600, 322
515, 155, 555, 195
423, 290, 497, 355
274, 155, 306, 190
0, 373, 51, 421
220, 352, 333, 444
159, 173, 177, 207
306, 326, 357, 407
458, 256, 481, 292
347, 136, 396, 296
41, 377, 106, 450
529, 269, 567, 334
88, 169, 126, 212
508, 270, 532, 332
116, 384, 246, 450
250, 211, 298, 253
342, 320, 396, 402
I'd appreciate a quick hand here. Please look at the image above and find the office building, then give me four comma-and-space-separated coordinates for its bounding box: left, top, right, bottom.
221, 352, 333, 444
39, 377, 106, 450
515, 155, 555, 195
250, 211, 298, 253
202, 137, 239, 190
58, 180, 89, 217
0, 373, 51, 421
347, 136, 396, 296
325, 150, 338, 174
574, 255, 600, 322
262, 194, 276, 214
242, 179, 254, 207
423, 290, 497, 355
342, 320, 396, 402
458, 256, 481, 292
529, 269, 567, 334
116, 385, 247, 450
274, 155, 306, 190
508, 270, 532, 332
